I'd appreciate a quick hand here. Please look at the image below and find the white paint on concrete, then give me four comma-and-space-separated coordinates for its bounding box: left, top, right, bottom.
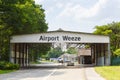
10, 31, 110, 43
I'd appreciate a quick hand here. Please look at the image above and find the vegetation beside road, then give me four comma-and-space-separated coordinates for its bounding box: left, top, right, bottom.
0, 70, 16, 74
0, 61, 19, 74
95, 66, 120, 80
94, 22, 120, 64
0, 0, 49, 62
0, 61, 20, 70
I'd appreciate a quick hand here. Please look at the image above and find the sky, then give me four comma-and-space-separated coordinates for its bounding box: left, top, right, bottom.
35, 0, 120, 33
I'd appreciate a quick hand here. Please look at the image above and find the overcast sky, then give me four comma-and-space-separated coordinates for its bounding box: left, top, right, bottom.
35, 0, 120, 33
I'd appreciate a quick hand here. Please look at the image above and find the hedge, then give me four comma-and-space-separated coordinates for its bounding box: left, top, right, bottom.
0, 61, 20, 70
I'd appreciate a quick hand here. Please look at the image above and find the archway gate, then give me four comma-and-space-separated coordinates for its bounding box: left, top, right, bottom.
10, 30, 111, 67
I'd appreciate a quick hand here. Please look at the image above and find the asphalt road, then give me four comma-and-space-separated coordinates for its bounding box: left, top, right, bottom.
0, 63, 105, 80
0, 68, 86, 80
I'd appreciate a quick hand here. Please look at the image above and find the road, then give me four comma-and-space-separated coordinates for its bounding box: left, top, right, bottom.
0, 68, 86, 80
0, 63, 105, 80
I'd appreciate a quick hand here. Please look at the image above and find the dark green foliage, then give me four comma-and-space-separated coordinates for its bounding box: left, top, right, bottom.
29, 43, 51, 62
94, 25, 112, 35
108, 22, 120, 52
94, 22, 120, 56
0, 61, 20, 70
67, 47, 77, 54
46, 47, 63, 58
0, 0, 48, 34
0, 0, 48, 61
114, 49, 120, 57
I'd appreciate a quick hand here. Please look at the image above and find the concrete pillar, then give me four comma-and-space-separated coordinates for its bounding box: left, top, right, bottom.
24, 43, 29, 66
21, 44, 23, 67
91, 44, 95, 64
101, 44, 104, 66
97, 43, 104, 66
94, 44, 97, 65
26, 44, 29, 66
10, 43, 14, 63
101, 44, 105, 66
96, 44, 98, 66
106, 43, 111, 65
19, 43, 21, 66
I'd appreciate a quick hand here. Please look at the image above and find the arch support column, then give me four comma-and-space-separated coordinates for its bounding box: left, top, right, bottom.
106, 43, 111, 65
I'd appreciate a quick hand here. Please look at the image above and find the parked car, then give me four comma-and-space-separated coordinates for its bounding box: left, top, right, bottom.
58, 58, 63, 63
67, 61, 74, 66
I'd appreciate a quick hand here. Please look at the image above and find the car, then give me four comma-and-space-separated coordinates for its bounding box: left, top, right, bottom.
67, 62, 74, 66
58, 58, 63, 63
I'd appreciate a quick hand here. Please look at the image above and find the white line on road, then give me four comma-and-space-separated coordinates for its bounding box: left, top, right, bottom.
42, 69, 57, 80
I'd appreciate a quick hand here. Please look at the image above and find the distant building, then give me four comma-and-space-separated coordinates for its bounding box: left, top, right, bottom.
78, 48, 92, 64
58, 53, 77, 63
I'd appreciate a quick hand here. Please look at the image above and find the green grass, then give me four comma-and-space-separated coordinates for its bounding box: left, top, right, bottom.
0, 70, 16, 74
95, 66, 120, 80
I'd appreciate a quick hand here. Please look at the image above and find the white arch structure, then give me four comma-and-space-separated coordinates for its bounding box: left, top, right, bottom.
10, 30, 111, 67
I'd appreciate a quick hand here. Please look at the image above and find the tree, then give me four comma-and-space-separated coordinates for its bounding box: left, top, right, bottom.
114, 49, 120, 57
0, 23, 12, 60
28, 43, 51, 62
93, 21, 120, 56
67, 47, 77, 54
0, 0, 48, 34
0, 0, 48, 61
93, 25, 112, 35
46, 47, 63, 58
108, 22, 120, 52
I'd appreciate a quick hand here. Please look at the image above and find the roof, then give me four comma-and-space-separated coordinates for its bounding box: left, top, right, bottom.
12, 28, 108, 37
78, 48, 91, 56
10, 29, 110, 43
59, 53, 77, 58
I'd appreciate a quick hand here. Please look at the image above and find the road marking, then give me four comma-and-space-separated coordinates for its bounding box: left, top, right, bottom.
42, 69, 57, 80
83, 68, 88, 80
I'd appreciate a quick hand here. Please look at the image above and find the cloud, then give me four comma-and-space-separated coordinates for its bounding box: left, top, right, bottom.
58, 0, 108, 20
35, 0, 120, 33
45, 7, 54, 15
56, 3, 64, 8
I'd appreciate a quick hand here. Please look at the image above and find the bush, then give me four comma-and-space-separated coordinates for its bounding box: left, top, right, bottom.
114, 49, 120, 57
0, 61, 20, 70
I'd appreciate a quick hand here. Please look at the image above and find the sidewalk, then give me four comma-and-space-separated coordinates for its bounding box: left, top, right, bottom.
85, 67, 105, 80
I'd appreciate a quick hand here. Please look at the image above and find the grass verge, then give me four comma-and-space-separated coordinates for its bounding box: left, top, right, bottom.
95, 66, 120, 80
0, 70, 16, 74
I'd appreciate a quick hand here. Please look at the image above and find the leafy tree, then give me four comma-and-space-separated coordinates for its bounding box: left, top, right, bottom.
93, 25, 112, 35
0, 24, 12, 60
29, 43, 51, 62
94, 22, 120, 56
12, 1, 48, 34
67, 47, 77, 54
46, 47, 63, 58
0, 0, 48, 61
108, 22, 120, 52
0, 0, 47, 34
114, 49, 120, 57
